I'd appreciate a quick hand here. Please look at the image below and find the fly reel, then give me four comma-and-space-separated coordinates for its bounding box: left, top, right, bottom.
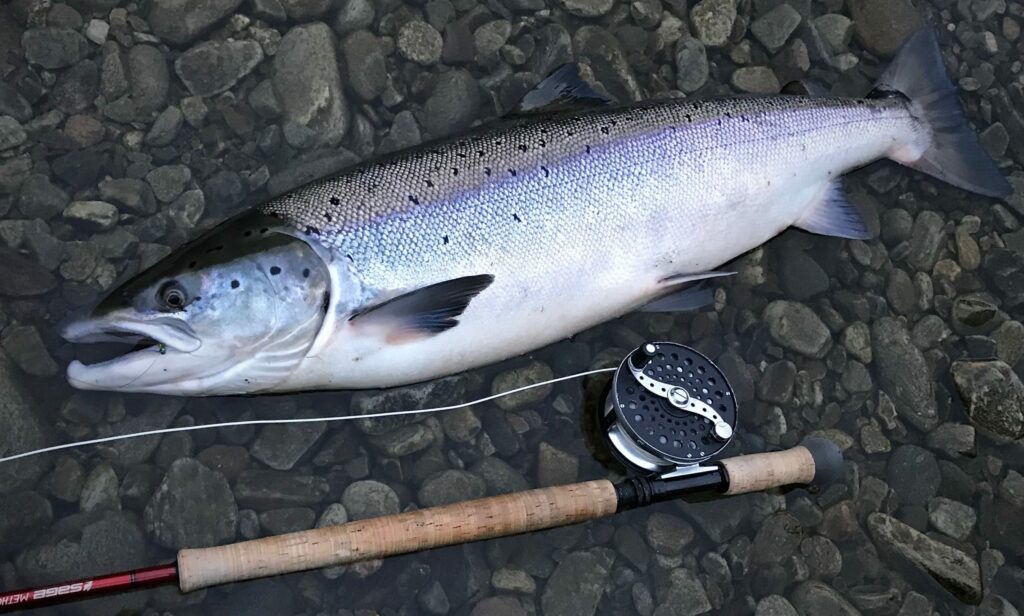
603, 341, 738, 478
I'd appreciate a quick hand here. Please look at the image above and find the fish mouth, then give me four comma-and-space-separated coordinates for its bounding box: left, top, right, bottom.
61, 315, 203, 391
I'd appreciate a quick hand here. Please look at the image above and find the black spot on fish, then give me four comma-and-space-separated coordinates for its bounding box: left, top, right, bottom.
484, 167, 492, 176
541, 166, 549, 177
305, 225, 319, 235
330, 196, 340, 205
260, 228, 269, 234
600, 126, 609, 134
231, 280, 240, 289
539, 139, 546, 147
478, 150, 485, 157
518, 144, 528, 152
188, 261, 197, 269
513, 213, 521, 223
567, 130, 574, 136
425, 179, 434, 187
685, 114, 692, 121
585, 145, 591, 154
495, 140, 502, 146
302, 268, 310, 278
409, 195, 420, 205
443, 235, 449, 244
322, 291, 330, 314
508, 169, 517, 177
324, 212, 333, 222
270, 266, 281, 275
243, 230, 252, 238
346, 254, 353, 262
724, 112, 732, 118
269, 212, 281, 219
452, 168, 459, 176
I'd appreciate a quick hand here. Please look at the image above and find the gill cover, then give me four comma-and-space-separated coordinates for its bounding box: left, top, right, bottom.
63, 212, 332, 396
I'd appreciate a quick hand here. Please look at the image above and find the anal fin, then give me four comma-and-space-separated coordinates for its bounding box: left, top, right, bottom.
349, 274, 494, 344
795, 182, 872, 240
641, 271, 735, 313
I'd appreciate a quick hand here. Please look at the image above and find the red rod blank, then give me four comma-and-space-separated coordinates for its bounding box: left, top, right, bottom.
0, 564, 178, 613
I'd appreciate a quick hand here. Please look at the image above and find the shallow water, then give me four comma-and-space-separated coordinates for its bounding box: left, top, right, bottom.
1, 0, 1023, 614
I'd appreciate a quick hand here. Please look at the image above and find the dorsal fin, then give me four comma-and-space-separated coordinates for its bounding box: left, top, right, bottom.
512, 64, 614, 115
782, 79, 830, 97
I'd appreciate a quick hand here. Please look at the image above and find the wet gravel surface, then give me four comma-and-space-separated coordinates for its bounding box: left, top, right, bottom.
1, 0, 1024, 614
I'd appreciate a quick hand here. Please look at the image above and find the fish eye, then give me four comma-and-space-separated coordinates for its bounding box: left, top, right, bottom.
158, 281, 188, 311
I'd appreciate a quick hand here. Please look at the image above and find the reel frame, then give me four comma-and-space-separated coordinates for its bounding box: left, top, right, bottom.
603, 341, 738, 479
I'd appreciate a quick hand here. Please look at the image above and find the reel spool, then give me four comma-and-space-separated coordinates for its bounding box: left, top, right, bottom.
603, 341, 737, 478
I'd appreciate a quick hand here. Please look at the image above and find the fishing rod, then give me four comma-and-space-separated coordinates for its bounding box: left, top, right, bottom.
0, 342, 842, 612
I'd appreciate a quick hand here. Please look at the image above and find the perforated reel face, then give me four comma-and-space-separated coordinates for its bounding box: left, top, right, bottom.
608, 341, 737, 468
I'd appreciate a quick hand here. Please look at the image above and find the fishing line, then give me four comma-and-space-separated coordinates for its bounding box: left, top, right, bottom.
0, 367, 616, 465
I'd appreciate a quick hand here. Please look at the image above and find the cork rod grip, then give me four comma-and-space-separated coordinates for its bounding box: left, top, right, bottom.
719, 446, 816, 495
177, 479, 618, 592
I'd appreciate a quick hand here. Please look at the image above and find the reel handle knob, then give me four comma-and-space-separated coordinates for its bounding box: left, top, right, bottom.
718, 437, 843, 495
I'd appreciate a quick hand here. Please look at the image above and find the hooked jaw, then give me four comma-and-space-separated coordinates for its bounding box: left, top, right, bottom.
61, 313, 202, 392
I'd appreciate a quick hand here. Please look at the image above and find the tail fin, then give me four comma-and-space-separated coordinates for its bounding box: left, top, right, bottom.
875, 29, 1011, 199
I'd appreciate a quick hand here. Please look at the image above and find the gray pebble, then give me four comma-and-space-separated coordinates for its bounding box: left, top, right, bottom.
334, 0, 375, 36
175, 40, 264, 97
750, 3, 802, 52
63, 200, 119, 230
144, 458, 237, 549
342, 31, 388, 101
398, 21, 444, 66
418, 470, 486, 507
689, 0, 737, 47
0, 325, 58, 377
342, 480, 400, 520
674, 36, 708, 93
0, 116, 26, 152
22, 28, 88, 69
149, 0, 244, 45
887, 445, 940, 506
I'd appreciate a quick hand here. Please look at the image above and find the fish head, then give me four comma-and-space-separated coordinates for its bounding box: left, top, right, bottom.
61, 212, 332, 395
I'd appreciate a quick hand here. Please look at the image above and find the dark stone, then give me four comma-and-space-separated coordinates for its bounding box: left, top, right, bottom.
148, 0, 245, 45
778, 247, 829, 300
22, 28, 88, 69
951, 360, 1024, 439
867, 512, 982, 603
871, 317, 938, 432
572, 26, 641, 103
886, 445, 940, 506
174, 40, 264, 97
847, 0, 924, 57
0, 492, 52, 554
127, 45, 170, 117
266, 150, 360, 196
234, 470, 330, 510
51, 59, 98, 114
203, 170, 246, 214
17, 173, 69, 220
341, 31, 387, 101
273, 22, 349, 147
0, 83, 32, 122
422, 69, 480, 138
280, 0, 333, 20
144, 458, 238, 549
541, 550, 611, 616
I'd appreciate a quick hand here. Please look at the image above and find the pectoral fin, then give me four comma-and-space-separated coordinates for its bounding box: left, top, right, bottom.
350, 274, 495, 343
641, 271, 735, 313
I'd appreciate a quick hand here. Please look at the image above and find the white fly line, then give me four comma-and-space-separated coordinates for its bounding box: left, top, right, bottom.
0, 367, 617, 465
